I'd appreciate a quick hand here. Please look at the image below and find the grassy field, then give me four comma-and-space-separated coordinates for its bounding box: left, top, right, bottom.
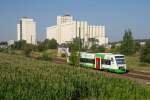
0, 52, 150, 100
126, 54, 150, 72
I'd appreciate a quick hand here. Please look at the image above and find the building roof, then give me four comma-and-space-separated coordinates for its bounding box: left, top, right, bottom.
63, 14, 71, 17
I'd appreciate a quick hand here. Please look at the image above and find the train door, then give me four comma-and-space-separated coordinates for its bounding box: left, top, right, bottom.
96, 58, 101, 70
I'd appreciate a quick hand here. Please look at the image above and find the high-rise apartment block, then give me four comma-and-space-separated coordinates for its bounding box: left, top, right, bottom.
17, 17, 36, 44
46, 15, 108, 45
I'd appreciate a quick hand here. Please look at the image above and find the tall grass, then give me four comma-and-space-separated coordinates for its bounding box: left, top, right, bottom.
0, 53, 150, 100
126, 54, 150, 71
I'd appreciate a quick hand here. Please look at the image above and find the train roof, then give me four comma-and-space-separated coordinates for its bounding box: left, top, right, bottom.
80, 52, 125, 56
81, 52, 124, 55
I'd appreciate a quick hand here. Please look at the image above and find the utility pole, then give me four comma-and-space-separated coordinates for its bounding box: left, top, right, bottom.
79, 27, 81, 66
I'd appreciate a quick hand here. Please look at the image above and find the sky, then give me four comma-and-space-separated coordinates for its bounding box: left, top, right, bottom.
0, 0, 150, 42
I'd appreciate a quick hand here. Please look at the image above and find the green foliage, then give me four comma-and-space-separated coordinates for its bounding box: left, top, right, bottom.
24, 44, 35, 57
140, 40, 150, 63
126, 55, 150, 71
88, 38, 99, 46
37, 39, 58, 51
90, 44, 98, 52
49, 39, 58, 49
13, 40, 27, 50
110, 44, 121, 53
81, 45, 88, 52
68, 37, 82, 52
89, 45, 106, 53
61, 53, 66, 58
135, 42, 141, 52
41, 52, 52, 61
0, 48, 5, 52
0, 53, 150, 99
69, 52, 79, 66
98, 45, 106, 52
120, 29, 135, 55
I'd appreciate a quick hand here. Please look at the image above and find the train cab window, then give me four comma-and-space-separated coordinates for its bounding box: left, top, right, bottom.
111, 58, 114, 62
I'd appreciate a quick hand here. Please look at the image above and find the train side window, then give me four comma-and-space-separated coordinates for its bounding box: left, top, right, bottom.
107, 60, 111, 65
101, 59, 104, 64
102, 59, 111, 65
80, 58, 95, 64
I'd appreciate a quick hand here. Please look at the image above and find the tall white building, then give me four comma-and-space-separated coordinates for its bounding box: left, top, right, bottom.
17, 17, 36, 44
46, 15, 108, 45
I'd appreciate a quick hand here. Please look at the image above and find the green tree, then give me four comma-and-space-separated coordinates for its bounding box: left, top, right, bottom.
120, 29, 135, 55
13, 40, 26, 50
135, 41, 141, 52
140, 40, 150, 63
68, 37, 82, 52
37, 39, 58, 51
67, 37, 82, 66
49, 39, 58, 49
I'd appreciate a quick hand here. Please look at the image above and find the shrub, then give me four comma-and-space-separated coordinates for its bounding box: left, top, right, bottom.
140, 40, 150, 63
24, 44, 35, 57
0, 48, 5, 52
98, 45, 106, 52
69, 52, 79, 66
41, 52, 52, 61
61, 53, 66, 58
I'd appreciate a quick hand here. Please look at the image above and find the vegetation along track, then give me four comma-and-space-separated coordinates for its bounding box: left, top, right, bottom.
52, 57, 66, 64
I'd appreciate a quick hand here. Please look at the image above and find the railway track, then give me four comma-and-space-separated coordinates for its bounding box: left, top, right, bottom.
124, 70, 150, 81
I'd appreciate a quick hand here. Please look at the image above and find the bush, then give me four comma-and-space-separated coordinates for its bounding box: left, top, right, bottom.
89, 45, 106, 53
98, 45, 106, 52
140, 40, 150, 63
0, 48, 5, 52
69, 52, 79, 66
24, 44, 35, 57
61, 53, 66, 58
41, 52, 52, 61
110, 44, 121, 53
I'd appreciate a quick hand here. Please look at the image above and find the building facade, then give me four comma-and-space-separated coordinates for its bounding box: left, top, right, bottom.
17, 17, 36, 44
46, 15, 108, 45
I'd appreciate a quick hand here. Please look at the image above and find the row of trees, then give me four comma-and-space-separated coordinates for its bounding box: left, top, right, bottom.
13, 39, 58, 51
10, 39, 58, 57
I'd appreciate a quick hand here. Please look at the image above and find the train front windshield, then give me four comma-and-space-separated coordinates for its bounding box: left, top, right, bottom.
115, 56, 125, 64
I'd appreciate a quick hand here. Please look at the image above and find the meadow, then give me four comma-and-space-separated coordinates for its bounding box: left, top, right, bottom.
0, 52, 150, 100
126, 54, 150, 72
